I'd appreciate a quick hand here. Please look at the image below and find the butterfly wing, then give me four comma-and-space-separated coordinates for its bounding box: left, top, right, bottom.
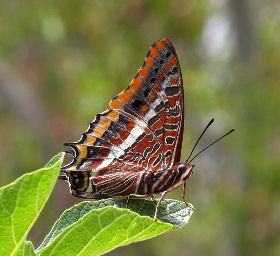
110, 38, 184, 170
62, 38, 184, 196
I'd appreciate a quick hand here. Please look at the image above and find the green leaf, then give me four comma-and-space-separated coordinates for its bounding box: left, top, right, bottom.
16, 241, 36, 256
0, 152, 64, 256
37, 199, 193, 256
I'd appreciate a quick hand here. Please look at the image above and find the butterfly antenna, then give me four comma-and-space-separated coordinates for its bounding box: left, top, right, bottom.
187, 128, 235, 164
185, 118, 214, 163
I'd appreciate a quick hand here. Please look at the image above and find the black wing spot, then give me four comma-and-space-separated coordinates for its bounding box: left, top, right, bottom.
123, 105, 136, 116
154, 101, 165, 112
101, 131, 112, 141
165, 86, 180, 96
165, 123, 178, 130
108, 121, 122, 134
151, 142, 160, 155
119, 114, 130, 124
167, 66, 179, 76
164, 150, 172, 158
87, 146, 100, 158
143, 147, 151, 158
165, 136, 175, 145
155, 127, 164, 136
148, 114, 160, 126
171, 66, 178, 74
143, 88, 151, 98
153, 153, 162, 167
150, 77, 156, 84
131, 99, 145, 111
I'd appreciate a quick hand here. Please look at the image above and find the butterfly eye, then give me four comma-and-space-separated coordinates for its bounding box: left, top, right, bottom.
178, 164, 187, 174
70, 171, 88, 191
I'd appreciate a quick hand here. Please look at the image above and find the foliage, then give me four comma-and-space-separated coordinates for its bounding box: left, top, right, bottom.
0, 153, 193, 256
0, 153, 64, 256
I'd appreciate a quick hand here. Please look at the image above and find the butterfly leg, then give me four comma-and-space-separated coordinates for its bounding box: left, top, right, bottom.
182, 182, 187, 206
182, 182, 194, 210
154, 191, 167, 220
126, 195, 131, 208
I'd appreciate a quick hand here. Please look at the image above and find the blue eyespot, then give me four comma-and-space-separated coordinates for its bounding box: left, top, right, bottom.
71, 172, 85, 189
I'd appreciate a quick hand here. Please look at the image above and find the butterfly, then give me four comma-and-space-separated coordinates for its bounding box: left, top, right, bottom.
59, 38, 234, 219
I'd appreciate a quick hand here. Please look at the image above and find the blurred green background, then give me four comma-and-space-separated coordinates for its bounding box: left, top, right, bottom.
0, 0, 279, 255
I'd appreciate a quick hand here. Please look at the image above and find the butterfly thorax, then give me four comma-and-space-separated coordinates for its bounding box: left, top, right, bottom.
150, 163, 193, 194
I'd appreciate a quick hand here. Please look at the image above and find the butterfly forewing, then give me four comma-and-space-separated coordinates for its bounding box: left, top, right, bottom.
63, 38, 184, 197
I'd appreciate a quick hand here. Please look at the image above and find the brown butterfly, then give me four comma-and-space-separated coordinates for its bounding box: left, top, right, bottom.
59, 38, 234, 219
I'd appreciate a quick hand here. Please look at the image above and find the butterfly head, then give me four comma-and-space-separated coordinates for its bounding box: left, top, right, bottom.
175, 163, 194, 181
159, 163, 194, 193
